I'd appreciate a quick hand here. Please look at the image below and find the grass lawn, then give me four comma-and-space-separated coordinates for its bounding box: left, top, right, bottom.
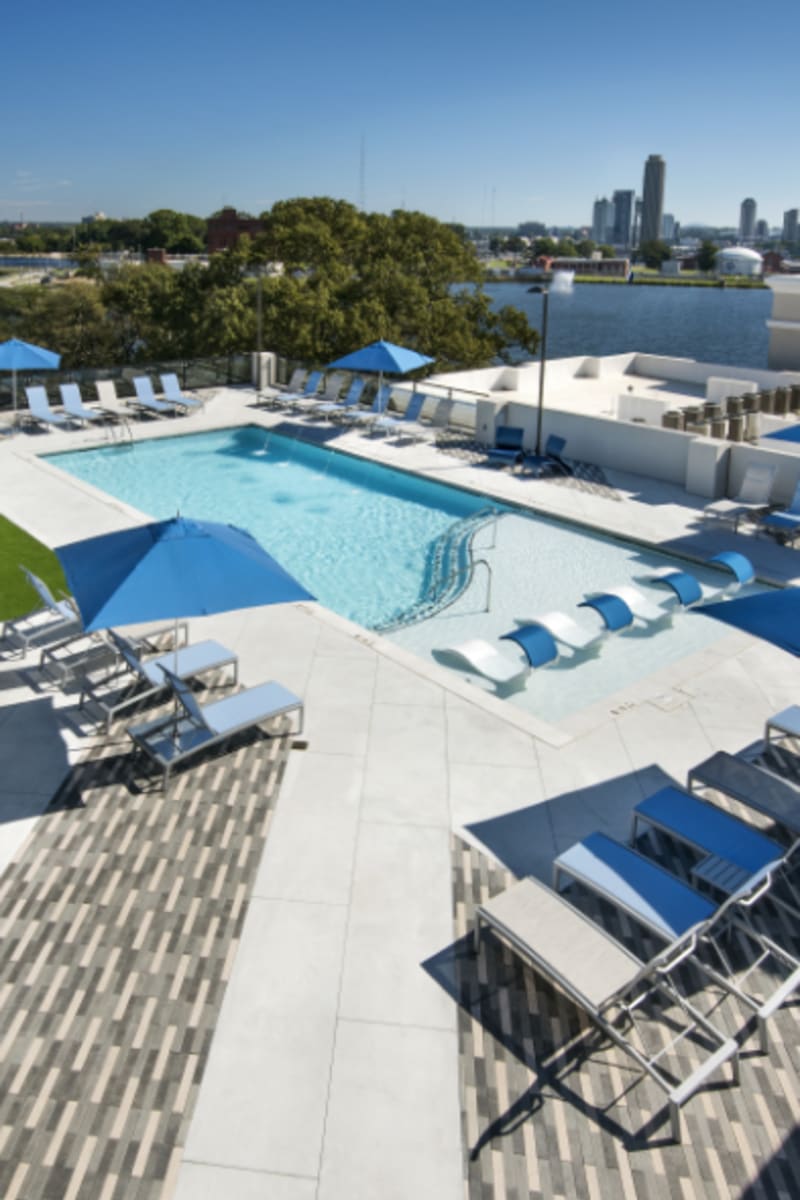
0, 516, 68, 621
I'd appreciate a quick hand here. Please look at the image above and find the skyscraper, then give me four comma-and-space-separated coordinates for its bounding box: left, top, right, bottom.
784, 209, 799, 245
640, 155, 665, 246
739, 198, 757, 242
591, 197, 614, 243
612, 189, 634, 248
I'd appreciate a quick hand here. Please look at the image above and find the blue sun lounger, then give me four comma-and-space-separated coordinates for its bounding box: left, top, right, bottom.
282, 369, 323, 408
25, 386, 70, 431
131, 376, 182, 417
160, 373, 202, 411
127, 667, 304, 787
523, 434, 571, 476
313, 376, 366, 420
486, 425, 525, 466
81, 629, 239, 732
554, 830, 800, 1053
757, 480, 800, 545
474, 874, 739, 1143
372, 390, 430, 439
500, 623, 561, 668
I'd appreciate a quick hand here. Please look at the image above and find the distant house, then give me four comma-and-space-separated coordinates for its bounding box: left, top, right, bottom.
206, 207, 264, 253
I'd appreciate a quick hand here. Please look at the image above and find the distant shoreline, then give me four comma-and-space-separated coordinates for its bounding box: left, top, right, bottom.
484, 274, 767, 290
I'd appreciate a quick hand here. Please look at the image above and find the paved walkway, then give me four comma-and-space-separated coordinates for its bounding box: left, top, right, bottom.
1, 388, 800, 1199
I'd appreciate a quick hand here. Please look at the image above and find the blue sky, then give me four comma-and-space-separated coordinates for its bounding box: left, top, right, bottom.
4, 0, 797, 230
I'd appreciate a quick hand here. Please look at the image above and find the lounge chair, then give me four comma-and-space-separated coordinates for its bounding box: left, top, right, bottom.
757, 478, 800, 545
765, 704, 800, 745
523, 434, 571, 476
81, 629, 239, 732
485, 425, 524, 467
160, 373, 202, 411
518, 610, 605, 653
339, 383, 392, 429
59, 383, 107, 427
24, 386, 70, 431
2, 567, 82, 655
645, 568, 705, 607
631, 784, 787, 896
131, 376, 182, 417
372, 391, 432, 441
94, 379, 130, 420
436, 637, 530, 687
500, 623, 561, 668
474, 874, 739, 1143
703, 463, 777, 530
579, 585, 667, 632
646, 550, 755, 608
127, 666, 304, 787
553, 830, 800, 1054
312, 376, 366, 421
688, 749, 800, 838
282, 369, 323, 408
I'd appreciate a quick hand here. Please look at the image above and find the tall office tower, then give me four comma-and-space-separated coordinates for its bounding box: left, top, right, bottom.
784, 209, 799, 244
661, 213, 676, 241
591, 197, 615, 243
640, 155, 666, 245
739, 198, 757, 241
612, 189, 635, 247
755, 219, 769, 239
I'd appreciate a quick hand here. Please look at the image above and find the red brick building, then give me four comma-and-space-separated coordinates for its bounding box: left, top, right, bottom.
206, 208, 264, 253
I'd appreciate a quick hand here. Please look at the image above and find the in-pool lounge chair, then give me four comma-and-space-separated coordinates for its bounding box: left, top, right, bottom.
2, 567, 82, 655
25, 386, 70, 431
646, 550, 755, 608
579, 585, 667, 632
127, 666, 304, 787
703, 463, 777, 530
474, 874, 740, 1143
518, 609, 606, 654
131, 376, 182, 417
439, 624, 559, 689
59, 383, 107, 427
81, 629, 239, 732
553, 830, 800, 1054
160, 373, 202, 411
757, 479, 800, 545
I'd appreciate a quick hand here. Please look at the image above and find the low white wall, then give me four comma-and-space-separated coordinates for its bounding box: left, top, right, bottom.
705, 376, 757, 403
616, 393, 673, 425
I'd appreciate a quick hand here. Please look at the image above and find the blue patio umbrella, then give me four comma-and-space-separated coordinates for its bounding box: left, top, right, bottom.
0, 338, 61, 418
696, 586, 800, 657
56, 516, 315, 634
327, 339, 434, 405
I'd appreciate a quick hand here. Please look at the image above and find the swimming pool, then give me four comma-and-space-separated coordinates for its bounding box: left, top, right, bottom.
45, 425, 739, 721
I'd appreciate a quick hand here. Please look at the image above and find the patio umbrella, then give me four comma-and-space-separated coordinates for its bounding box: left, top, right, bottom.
327, 339, 434, 401
55, 516, 315, 638
696, 586, 800, 657
0, 338, 61, 419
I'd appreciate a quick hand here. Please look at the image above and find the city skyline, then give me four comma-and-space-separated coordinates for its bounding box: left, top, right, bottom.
3, 0, 797, 229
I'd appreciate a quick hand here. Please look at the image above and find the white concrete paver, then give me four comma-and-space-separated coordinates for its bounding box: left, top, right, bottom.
1, 386, 800, 1197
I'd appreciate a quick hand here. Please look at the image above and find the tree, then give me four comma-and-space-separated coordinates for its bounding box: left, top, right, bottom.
555, 237, 577, 258
533, 237, 557, 258
598, 244, 616, 259
576, 238, 596, 258
639, 240, 672, 269
697, 240, 719, 273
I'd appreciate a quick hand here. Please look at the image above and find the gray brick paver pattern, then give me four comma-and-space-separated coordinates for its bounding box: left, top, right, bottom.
0, 701, 291, 1200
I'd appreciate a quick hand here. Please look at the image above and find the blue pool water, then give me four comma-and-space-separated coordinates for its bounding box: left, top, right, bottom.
46, 425, 738, 721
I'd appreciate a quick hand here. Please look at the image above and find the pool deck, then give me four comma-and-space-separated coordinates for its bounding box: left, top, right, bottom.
2, 388, 800, 1199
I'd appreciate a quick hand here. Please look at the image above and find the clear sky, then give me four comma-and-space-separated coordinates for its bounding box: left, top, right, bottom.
4, 0, 798, 230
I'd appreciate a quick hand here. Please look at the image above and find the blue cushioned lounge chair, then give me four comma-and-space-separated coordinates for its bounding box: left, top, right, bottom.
474, 874, 739, 1143
486, 425, 524, 466
25, 386, 70, 431
282, 369, 323, 408
554, 830, 800, 1053
372, 390, 430, 440
160, 373, 202, 411
313, 376, 366, 421
340, 383, 391, 429
59, 383, 107, 427
127, 667, 304, 787
758, 479, 800, 545
131, 376, 182, 417
523, 434, 571, 476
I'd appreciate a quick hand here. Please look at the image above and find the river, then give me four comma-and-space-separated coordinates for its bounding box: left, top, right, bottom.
485, 282, 772, 369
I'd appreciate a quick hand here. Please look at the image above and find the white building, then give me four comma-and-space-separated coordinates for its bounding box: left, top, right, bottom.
715, 246, 763, 277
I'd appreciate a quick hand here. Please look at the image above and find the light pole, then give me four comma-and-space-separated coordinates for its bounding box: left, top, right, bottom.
535, 286, 549, 456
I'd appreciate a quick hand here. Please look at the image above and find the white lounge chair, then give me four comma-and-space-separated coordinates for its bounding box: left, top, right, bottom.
2, 567, 82, 655
519, 610, 605, 652
580, 585, 668, 631
25, 386, 70, 431
437, 638, 528, 686
474, 874, 740, 1143
127, 667, 304, 787
703, 463, 777, 530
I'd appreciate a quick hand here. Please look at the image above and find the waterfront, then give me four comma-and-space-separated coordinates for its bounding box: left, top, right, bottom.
486, 280, 772, 367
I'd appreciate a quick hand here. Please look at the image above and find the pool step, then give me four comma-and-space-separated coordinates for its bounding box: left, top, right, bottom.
373, 506, 502, 633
